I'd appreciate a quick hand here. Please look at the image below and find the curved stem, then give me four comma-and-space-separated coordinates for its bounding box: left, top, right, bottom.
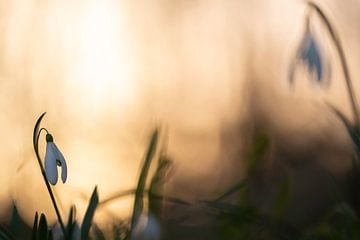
33, 114, 66, 236
307, 1, 360, 127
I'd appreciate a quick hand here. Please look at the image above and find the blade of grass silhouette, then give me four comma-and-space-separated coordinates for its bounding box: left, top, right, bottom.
33, 112, 46, 151
32, 113, 66, 235
97, 189, 136, 207
97, 188, 189, 208
81, 186, 99, 240
65, 206, 76, 240
214, 181, 248, 202
9, 205, 19, 234
38, 213, 48, 240
31, 212, 39, 240
149, 193, 190, 206
129, 129, 158, 238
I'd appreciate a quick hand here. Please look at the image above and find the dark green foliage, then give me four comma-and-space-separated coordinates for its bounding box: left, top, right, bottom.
81, 186, 99, 240
30, 213, 52, 240
0, 224, 15, 240
9, 206, 19, 234
38, 214, 48, 240
129, 129, 158, 237
31, 212, 39, 240
65, 206, 76, 240
272, 173, 290, 220
33, 112, 46, 154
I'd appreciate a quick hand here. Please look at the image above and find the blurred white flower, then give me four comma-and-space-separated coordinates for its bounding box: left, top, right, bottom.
133, 214, 161, 240
45, 133, 67, 185
289, 18, 330, 87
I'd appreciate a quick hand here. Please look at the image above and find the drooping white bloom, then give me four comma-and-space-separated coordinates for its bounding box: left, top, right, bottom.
44, 133, 67, 185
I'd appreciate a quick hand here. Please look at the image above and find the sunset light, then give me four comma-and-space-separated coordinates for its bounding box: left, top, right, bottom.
1, 1, 360, 239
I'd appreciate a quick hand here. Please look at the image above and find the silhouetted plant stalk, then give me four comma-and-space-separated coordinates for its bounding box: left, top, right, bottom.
129, 129, 158, 239
307, 1, 360, 127
33, 112, 66, 236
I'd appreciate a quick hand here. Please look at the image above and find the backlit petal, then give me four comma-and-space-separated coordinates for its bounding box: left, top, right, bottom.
45, 143, 58, 185
53, 143, 67, 183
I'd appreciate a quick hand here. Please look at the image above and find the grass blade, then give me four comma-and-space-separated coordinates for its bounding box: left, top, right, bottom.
81, 186, 99, 240
38, 214, 48, 240
31, 212, 39, 240
65, 206, 76, 240
129, 129, 158, 237
9, 205, 19, 234
215, 181, 248, 202
33, 112, 46, 151
98, 189, 136, 207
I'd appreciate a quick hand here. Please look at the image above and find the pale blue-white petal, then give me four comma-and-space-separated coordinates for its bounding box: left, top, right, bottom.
53, 143, 67, 183
45, 142, 58, 185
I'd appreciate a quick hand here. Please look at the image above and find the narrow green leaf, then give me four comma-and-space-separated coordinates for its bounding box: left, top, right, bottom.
38, 214, 48, 240
98, 189, 136, 207
150, 193, 189, 206
65, 206, 76, 240
9, 205, 19, 234
130, 129, 158, 236
31, 212, 39, 240
81, 186, 99, 240
215, 181, 248, 202
33, 112, 46, 152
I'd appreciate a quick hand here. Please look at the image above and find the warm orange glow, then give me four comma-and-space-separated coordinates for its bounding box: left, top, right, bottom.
0, 0, 360, 230
76, 2, 134, 108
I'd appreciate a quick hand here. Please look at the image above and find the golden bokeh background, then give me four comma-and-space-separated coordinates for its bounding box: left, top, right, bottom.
0, 0, 360, 227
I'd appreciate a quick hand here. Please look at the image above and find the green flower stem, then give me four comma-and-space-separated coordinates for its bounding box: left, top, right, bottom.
307, 1, 360, 127
33, 113, 66, 236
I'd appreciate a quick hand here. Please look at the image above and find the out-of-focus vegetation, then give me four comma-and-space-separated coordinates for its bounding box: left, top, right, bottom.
1, 1, 360, 240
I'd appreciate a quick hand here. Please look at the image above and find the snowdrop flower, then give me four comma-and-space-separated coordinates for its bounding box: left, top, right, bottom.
289, 17, 330, 87
133, 214, 161, 240
45, 133, 67, 185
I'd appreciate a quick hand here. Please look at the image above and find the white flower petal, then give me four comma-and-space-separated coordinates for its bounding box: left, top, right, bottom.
53, 143, 67, 183
45, 142, 58, 185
